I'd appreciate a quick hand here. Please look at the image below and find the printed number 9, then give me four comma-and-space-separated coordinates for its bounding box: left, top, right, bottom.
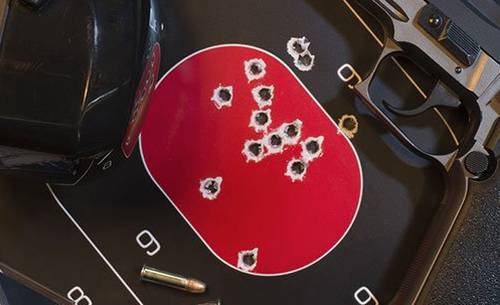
136, 229, 161, 256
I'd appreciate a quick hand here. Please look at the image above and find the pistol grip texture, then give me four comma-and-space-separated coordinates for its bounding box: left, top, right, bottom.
422, 164, 499, 305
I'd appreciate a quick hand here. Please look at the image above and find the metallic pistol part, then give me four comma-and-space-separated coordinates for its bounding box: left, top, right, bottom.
352, 1, 499, 305
140, 265, 207, 294
353, 0, 500, 171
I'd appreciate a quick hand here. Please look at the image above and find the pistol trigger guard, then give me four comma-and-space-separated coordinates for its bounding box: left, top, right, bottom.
353, 43, 459, 171
384, 81, 462, 117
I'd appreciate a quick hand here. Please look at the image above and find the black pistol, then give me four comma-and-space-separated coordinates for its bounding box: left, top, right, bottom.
352, 0, 499, 304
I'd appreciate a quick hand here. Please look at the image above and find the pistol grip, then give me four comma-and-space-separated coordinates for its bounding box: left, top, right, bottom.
418, 162, 499, 305
389, 159, 499, 305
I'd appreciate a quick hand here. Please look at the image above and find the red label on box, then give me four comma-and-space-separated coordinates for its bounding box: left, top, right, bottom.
122, 43, 161, 157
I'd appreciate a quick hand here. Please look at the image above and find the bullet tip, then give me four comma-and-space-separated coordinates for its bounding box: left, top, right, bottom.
187, 278, 206, 294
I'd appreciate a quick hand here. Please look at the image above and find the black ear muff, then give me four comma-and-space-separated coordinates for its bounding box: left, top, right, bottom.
0, 0, 160, 183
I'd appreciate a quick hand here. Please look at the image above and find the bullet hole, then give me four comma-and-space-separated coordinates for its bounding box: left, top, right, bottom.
250, 63, 262, 75
237, 248, 258, 272
301, 136, 324, 162
242, 140, 265, 162
264, 132, 285, 154
286, 37, 311, 58
211, 85, 233, 109
259, 88, 272, 101
338, 114, 359, 139
294, 50, 315, 72
279, 119, 302, 145
242, 253, 256, 266
285, 158, 308, 182
307, 141, 319, 154
199, 177, 223, 200
205, 180, 218, 194
287, 37, 315, 72
255, 112, 269, 125
244, 58, 266, 82
293, 41, 305, 53
218, 88, 232, 102
285, 125, 298, 137
343, 118, 356, 130
252, 85, 274, 108
249, 109, 272, 132
298, 53, 313, 66
249, 143, 262, 156
270, 134, 282, 147
292, 161, 306, 174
